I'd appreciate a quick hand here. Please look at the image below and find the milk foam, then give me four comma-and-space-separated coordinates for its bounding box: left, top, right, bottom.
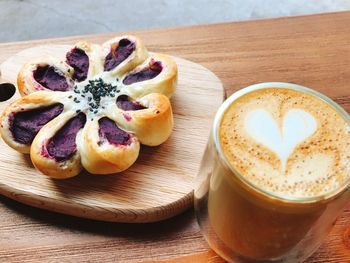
245, 109, 317, 171
219, 88, 350, 199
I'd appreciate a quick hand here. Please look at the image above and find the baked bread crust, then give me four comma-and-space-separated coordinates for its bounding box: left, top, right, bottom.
1, 35, 177, 178
17, 56, 74, 96
30, 111, 84, 179
74, 41, 104, 78
109, 93, 173, 146
78, 120, 140, 175
102, 35, 148, 76
122, 53, 177, 98
0, 91, 67, 153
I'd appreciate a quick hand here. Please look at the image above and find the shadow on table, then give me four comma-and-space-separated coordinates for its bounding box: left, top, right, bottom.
0, 195, 197, 240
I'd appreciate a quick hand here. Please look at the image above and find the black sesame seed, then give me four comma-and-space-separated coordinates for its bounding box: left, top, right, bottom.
68, 95, 72, 98
78, 78, 119, 113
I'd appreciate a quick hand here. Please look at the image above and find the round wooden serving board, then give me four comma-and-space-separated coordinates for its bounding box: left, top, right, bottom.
0, 45, 224, 223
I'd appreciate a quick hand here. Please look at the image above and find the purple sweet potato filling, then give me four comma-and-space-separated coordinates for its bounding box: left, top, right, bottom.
104, 38, 136, 71
98, 117, 131, 146
66, 47, 89, 82
47, 113, 86, 162
123, 61, 162, 85
10, 104, 64, 145
33, 66, 72, 91
116, 95, 146, 111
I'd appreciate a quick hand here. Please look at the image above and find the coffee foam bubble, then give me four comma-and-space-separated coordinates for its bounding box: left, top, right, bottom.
219, 88, 350, 199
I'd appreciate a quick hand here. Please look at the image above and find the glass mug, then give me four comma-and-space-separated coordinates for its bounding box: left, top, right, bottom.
194, 82, 350, 262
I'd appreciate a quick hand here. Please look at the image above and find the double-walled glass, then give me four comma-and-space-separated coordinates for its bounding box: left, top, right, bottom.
194, 82, 350, 263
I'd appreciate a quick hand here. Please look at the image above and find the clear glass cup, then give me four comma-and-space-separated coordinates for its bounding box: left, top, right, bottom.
194, 82, 350, 263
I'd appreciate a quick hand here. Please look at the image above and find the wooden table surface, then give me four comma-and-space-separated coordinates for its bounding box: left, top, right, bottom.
1, 11, 350, 263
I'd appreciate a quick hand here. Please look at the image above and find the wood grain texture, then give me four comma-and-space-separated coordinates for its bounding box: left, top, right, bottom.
1, 11, 350, 262
0, 45, 224, 223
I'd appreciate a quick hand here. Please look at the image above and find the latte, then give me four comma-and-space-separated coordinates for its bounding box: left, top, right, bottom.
219, 87, 350, 199
195, 83, 350, 262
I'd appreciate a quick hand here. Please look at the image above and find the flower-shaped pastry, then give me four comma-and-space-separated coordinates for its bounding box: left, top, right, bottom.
0, 35, 177, 179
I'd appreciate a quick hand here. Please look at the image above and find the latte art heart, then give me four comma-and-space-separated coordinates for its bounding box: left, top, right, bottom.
245, 109, 317, 170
